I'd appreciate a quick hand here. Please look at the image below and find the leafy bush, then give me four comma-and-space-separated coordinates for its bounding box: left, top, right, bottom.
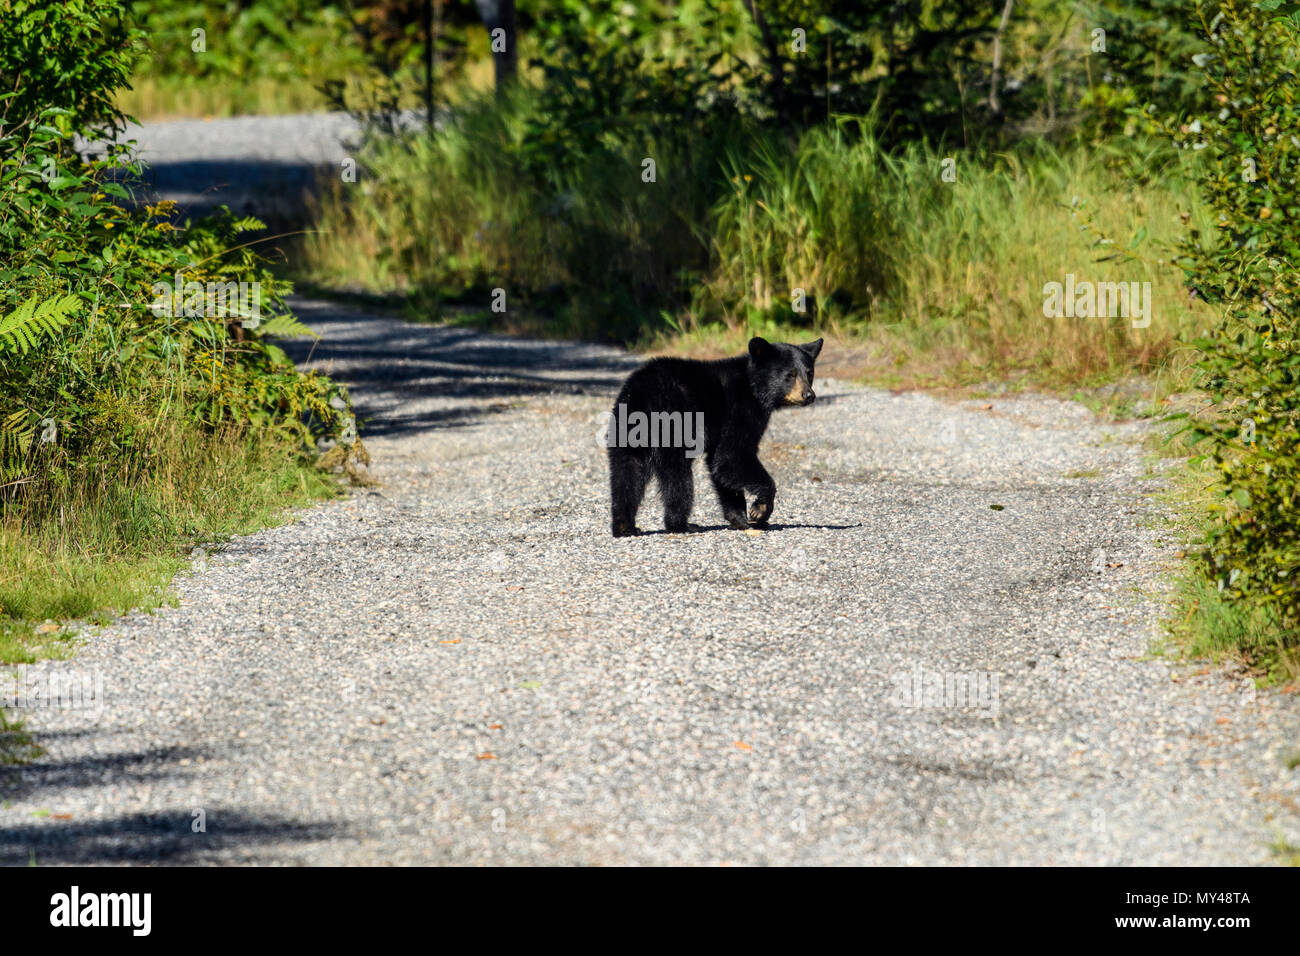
0, 123, 358, 495
1078, 0, 1207, 138
1164, 0, 1300, 653
128, 1, 365, 84
522, 0, 1081, 146
123, 0, 489, 118
0, 1, 361, 590
0, 0, 140, 138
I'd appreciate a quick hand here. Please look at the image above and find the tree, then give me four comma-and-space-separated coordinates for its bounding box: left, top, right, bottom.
474, 0, 516, 91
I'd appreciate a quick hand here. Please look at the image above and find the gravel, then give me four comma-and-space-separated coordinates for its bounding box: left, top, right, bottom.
2, 295, 1298, 866
78, 112, 401, 224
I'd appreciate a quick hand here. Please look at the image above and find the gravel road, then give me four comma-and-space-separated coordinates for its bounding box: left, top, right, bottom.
80, 112, 380, 225
3, 295, 1298, 865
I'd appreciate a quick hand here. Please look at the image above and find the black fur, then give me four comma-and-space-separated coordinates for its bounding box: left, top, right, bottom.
607, 336, 823, 536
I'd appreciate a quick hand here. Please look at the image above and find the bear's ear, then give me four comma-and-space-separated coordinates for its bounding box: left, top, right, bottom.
800, 338, 824, 360
748, 336, 776, 362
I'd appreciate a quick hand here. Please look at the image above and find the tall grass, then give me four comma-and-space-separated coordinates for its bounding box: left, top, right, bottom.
1169, 573, 1294, 681
705, 126, 901, 321
1159, 454, 1299, 684
305, 86, 735, 340
117, 75, 334, 121
701, 124, 1216, 385
303, 94, 1214, 387
116, 56, 506, 121
0, 423, 339, 664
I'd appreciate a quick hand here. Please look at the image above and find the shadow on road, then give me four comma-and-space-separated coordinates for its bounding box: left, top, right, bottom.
102, 158, 327, 232
0, 738, 337, 864
0, 809, 335, 865
635, 522, 867, 536
282, 299, 641, 440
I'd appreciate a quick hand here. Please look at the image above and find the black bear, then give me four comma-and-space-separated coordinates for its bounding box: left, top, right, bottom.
606, 336, 823, 536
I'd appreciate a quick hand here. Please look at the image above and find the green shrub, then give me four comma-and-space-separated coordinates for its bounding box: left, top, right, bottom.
0, 0, 362, 647
0, 0, 140, 138
1164, 0, 1300, 650
127, 1, 366, 87
0, 116, 358, 497
121, 1, 486, 118
1078, 0, 1206, 138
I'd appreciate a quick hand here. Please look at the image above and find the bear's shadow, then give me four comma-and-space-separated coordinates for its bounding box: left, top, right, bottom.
638, 521, 864, 536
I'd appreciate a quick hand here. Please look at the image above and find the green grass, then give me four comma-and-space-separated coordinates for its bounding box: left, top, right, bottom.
303, 82, 736, 343
298, 92, 1217, 390
117, 30, 507, 121
696, 128, 1216, 387
117, 75, 336, 121
1270, 839, 1300, 866
1166, 570, 1296, 683
0, 710, 42, 766
1156, 438, 1300, 684
117, 1, 371, 121
0, 426, 341, 665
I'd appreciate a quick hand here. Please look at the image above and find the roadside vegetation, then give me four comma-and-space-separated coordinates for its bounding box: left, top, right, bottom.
0, 0, 363, 667
306, 109, 1216, 390
118, 0, 504, 119
1156, 0, 1300, 682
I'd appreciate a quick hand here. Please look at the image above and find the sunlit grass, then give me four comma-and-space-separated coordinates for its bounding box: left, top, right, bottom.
0, 425, 340, 664
300, 93, 1216, 390
1156, 448, 1300, 684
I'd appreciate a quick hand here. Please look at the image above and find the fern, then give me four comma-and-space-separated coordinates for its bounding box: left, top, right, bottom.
0, 410, 37, 484
0, 294, 81, 354
0, 295, 79, 484
248, 312, 318, 340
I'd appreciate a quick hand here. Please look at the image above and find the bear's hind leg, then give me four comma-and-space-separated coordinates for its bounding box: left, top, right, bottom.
656, 454, 694, 534
610, 450, 649, 537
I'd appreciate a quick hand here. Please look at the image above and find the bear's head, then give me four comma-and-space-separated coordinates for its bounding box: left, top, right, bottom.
747, 336, 823, 410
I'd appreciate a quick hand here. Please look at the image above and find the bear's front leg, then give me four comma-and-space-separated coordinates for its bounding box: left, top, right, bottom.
710, 474, 749, 530
747, 464, 776, 528
711, 456, 775, 530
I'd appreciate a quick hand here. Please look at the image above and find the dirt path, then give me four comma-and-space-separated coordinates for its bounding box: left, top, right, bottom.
2, 296, 1297, 865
